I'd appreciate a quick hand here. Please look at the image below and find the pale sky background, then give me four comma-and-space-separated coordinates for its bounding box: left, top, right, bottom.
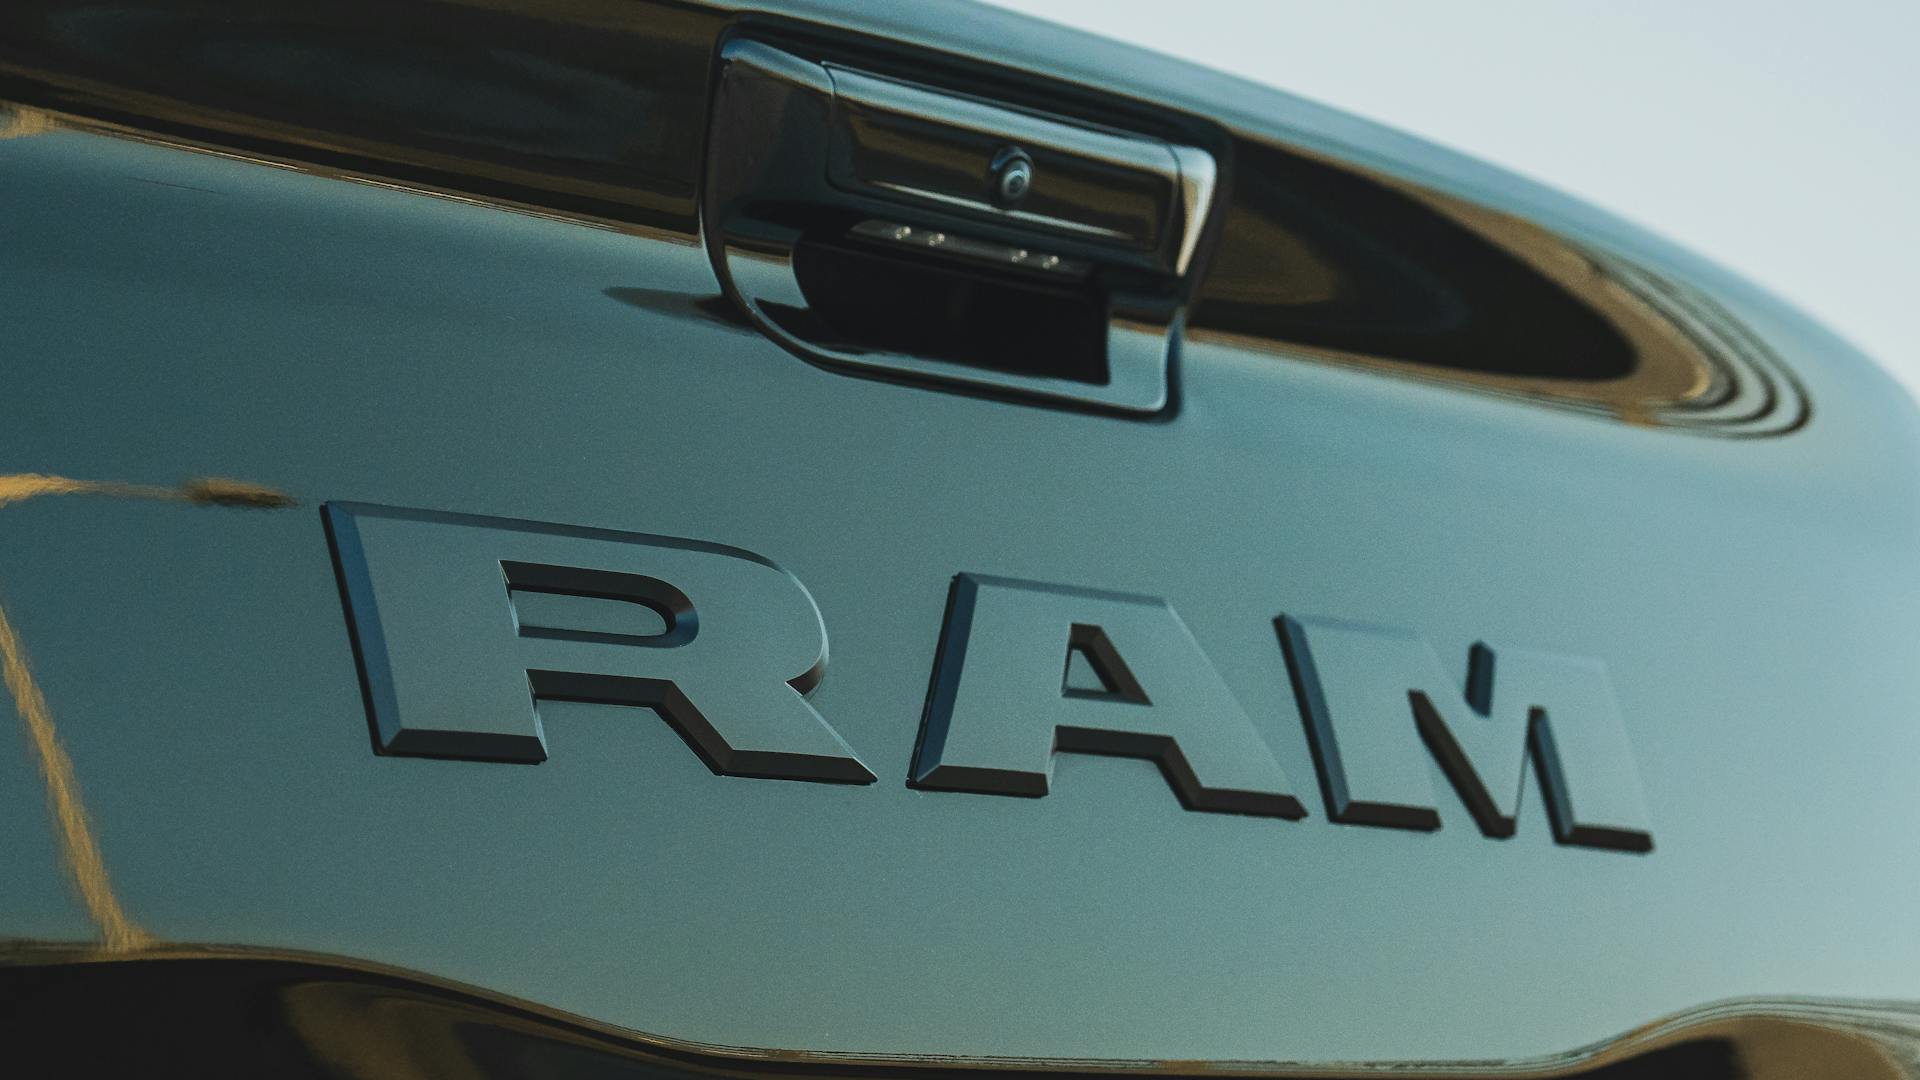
991, 0, 1920, 402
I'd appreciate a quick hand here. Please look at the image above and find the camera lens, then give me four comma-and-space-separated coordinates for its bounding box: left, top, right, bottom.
991, 148, 1034, 207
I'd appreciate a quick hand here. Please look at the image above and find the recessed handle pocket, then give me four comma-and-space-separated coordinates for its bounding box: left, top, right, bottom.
703, 40, 1217, 414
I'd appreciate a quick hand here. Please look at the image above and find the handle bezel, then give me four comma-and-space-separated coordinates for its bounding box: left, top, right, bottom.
703, 39, 1219, 415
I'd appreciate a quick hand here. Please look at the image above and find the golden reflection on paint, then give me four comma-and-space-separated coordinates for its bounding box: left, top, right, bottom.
0, 104, 57, 140
0, 599, 149, 952
0, 472, 295, 951
0, 473, 296, 510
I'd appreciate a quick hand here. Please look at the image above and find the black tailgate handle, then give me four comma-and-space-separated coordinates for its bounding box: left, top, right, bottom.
703, 40, 1217, 414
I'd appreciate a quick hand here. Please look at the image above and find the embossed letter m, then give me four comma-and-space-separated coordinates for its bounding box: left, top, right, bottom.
1278, 616, 1652, 852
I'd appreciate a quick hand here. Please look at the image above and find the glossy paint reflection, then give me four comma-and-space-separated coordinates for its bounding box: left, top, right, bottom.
0, 0, 721, 229
2, 945, 1915, 1079
0, 0, 1807, 429
1189, 139, 1808, 433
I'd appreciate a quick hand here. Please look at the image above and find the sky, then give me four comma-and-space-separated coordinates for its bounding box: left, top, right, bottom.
989, 0, 1920, 401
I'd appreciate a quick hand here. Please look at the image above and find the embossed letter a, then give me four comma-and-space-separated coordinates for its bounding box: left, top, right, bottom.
911, 574, 1305, 818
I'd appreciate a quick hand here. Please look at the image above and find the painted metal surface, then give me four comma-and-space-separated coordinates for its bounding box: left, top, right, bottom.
1, 0, 1918, 1074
